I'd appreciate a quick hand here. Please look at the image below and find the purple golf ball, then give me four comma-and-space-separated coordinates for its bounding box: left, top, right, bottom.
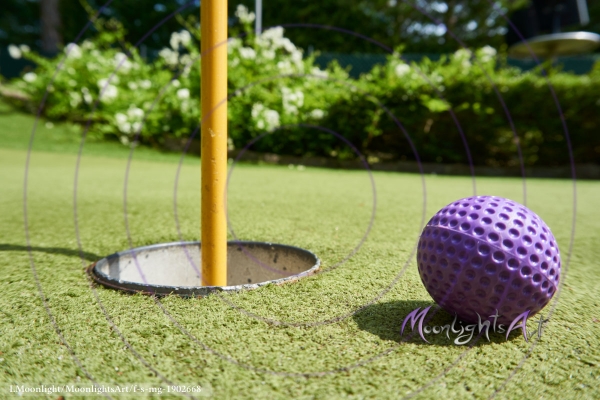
417, 195, 560, 325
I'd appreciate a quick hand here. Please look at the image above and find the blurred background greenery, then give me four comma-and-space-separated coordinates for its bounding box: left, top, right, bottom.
4, 0, 600, 55
1, 1, 599, 171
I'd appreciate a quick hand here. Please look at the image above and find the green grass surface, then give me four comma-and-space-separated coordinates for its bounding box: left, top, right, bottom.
0, 100, 196, 164
1, 100, 599, 399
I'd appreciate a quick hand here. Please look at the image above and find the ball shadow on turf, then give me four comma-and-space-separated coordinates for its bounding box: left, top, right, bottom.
353, 300, 526, 347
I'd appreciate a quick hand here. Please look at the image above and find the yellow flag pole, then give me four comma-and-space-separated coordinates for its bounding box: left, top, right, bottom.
201, 0, 228, 286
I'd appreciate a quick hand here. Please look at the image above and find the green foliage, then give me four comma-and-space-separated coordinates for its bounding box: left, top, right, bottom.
4, 5, 600, 167
0, 0, 197, 53
0, 0, 41, 50
229, 0, 530, 54
8, 18, 181, 146
224, 6, 351, 156
329, 46, 600, 167
5, 7, 348, 153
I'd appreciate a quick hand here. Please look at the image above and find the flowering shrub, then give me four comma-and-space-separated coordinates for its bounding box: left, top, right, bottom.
7, 19, 178, 144
3, 6, 600, 166
4, 6, 346, 152
225, 5, 350, 156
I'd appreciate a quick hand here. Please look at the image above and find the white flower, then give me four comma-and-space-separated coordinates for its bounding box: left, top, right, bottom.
235, 4, 255, 24
453, 49, 472, 68
180, 54, 193, 67
19, 44, 30, 53
97, 78, 108, 89
180, 100, 190, 112
263, 109, 280, 132
172, 79, 181, 87
262, 49, 276, 60
394, 63, 410, 77
120, 122, 132, 134
127, 107, 144, 119
114, 52, 132, 73
81, 40, 94, 50
81, 87, 93, 104
169, 30, 192, 49
454, 48, 473, 69
291, 50, 303, 64
251, 104, 280, 132
128, 82, 138, 90
181, 62, 193, 78
178, 30, 192, 47
65, 43, 82, 59
230, 57, 240, 67
131, 121, 142, 133
281, 87, 304, 115
239, 47, 256, 59
481, 46, 497, 57
159, 48, 179, 66
478, 45, 497, 63
69, 92, 82, 107
310, 109, 324, 119
23, 72, 37, 82
8, 45, 21, 59
170, 32, 181, 49
277, 60, 293, 74
177, 88, 190, 99
228, 38, 242, 54
115, 113, 128, 125
311, 67, 328, 79
139, 80, 152, 89
100, 85, 118, 102
280, 38, 296, 53
120, 136, 130, 145
454, 48, 471, 60
261, 27, 284, 41
252, 103, 265, 119
254, 37, 269, 49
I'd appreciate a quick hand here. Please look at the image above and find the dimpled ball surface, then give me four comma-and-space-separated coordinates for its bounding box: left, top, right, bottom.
417, 195, 560, 325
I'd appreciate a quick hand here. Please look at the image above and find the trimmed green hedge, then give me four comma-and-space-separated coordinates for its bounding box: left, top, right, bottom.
319, 53, 600, 167
242, 49, 600, 168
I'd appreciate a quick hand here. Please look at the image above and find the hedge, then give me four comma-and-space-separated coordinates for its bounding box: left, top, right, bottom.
1, 5, 599, 168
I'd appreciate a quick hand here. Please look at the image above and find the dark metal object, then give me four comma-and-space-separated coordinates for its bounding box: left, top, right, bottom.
505, 0, 594, 56
508, 31, 600, 59
506, 0, 590, 46
87, 241, 320, 297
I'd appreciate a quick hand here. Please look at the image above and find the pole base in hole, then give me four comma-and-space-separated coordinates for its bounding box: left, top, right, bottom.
87, 241, 320, 297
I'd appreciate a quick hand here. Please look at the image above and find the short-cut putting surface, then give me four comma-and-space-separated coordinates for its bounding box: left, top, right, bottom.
1, 106, 599, 399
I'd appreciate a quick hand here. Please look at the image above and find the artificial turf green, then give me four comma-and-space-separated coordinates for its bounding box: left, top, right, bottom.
1, 101, 599, 399
0, 100, 197, 165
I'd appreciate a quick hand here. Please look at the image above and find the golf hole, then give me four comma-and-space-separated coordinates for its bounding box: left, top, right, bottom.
87, 241, 320, 297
